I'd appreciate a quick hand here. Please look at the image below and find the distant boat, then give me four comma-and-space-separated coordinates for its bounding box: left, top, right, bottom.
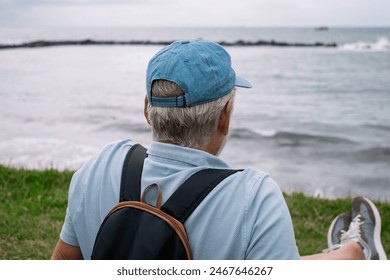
315, 26, 329, 31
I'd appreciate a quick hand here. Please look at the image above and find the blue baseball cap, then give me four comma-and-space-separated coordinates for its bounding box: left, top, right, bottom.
146, 39, 252, 107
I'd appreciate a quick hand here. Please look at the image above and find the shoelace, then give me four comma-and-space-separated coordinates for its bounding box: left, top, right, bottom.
340, 214, 363, 242
324, 213, 371, 259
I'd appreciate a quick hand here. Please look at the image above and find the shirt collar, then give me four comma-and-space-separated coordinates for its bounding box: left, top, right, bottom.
147, 141, 231, 169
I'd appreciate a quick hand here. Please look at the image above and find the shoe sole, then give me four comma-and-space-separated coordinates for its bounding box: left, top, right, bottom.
327, 213, 343, 248
363, 197, 387, 260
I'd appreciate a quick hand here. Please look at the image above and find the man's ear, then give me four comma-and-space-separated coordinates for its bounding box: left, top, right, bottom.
144, 96, 151, 125
218, 99, 234, 136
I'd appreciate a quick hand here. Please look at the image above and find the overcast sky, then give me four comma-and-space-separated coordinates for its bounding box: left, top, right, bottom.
1, 0, 389, 27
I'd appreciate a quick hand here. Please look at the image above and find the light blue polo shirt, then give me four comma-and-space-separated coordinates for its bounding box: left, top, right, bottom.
60, 139, 300, 260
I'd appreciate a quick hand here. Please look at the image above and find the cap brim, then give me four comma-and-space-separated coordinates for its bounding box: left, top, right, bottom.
235, 75, 252, 88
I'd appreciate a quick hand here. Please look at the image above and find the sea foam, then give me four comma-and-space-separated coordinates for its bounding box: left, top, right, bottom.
339, 37, 390, 51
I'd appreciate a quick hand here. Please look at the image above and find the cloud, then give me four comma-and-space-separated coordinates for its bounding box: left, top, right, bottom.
0, 0, 151, 27
0, 0, 389, 27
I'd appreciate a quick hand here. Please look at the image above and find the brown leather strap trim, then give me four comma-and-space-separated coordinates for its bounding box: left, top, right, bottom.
140, 183, 163, 209
108, 201, 193, 260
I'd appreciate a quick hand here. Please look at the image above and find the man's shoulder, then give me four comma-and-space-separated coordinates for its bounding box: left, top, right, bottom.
71, 139, 138, 188
207, 167, 277, 204
99, 139, 138, 156
67, 139, 140, 218
88, 139, 137, 167
234, 168, 271, 189
230, 168, 283, 202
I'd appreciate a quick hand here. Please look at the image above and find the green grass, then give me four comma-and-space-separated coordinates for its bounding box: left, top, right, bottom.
0, 164, 389, 259
0, 164, 73, 259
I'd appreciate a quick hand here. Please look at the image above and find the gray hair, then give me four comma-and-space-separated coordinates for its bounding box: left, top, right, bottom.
147, 80, 235, 148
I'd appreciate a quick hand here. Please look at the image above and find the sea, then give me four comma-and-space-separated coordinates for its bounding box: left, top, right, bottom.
0, 27, 389, 201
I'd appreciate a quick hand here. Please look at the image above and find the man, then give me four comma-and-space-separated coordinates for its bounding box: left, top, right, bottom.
52, 39, 386, 260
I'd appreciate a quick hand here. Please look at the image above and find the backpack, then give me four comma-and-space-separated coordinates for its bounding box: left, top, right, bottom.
91, 144, 240, 260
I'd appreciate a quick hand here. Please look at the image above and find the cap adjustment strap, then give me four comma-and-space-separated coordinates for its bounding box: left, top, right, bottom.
151, 96, 187, 107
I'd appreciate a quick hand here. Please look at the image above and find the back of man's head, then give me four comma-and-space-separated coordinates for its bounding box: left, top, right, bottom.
148, 80, 234, 148
145, 40, 251, 149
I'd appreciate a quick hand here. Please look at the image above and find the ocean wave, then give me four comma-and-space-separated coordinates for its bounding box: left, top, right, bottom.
339, 37, 390, 51
272, 131, 354, 145
97, 121, 151, 134
229, 128, 354, 146
352, 147, 390, 162
364, 123, 390, 131
0, 39, 338, 50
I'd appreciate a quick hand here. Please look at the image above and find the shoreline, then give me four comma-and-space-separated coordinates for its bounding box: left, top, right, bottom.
1, 162, 388, 203
0, 39, 338, 50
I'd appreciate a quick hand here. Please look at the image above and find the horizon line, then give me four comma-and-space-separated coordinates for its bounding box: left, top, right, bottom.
1, 25, 390, 29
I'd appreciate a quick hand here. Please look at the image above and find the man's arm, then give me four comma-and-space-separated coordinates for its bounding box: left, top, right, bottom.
51, 239, 83, 260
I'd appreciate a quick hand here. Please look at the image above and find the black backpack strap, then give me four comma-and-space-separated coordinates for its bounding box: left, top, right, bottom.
120, 144, 148, 202
161, 168, 242, 223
